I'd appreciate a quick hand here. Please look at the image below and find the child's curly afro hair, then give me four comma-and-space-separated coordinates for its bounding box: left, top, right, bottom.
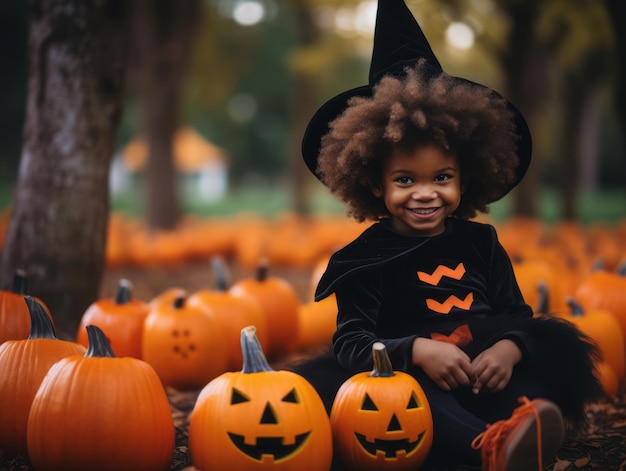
316, 60, 521, 222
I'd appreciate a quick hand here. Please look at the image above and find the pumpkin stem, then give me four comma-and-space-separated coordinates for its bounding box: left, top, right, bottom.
173, 295, 186, 309
85, 325, 117, 358
11, 269, 27, 294
591, 258, 604, 272
115, 278, 133, 305
536, 281, 549, 314
565, 297, 584, 317
25, 296, 57, 340
241, 325, 273, 374
370, 342, 395, 377
256, 257, 269, 283
211, 257, 230, 292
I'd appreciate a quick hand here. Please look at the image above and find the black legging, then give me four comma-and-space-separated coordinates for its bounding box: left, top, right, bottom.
409, 364, 550, 469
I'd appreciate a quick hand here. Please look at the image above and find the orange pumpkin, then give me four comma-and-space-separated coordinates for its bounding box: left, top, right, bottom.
189, 325, 332, 470
0, 270, 52, 345
513, 258, 562, 313
309, 255, 331, 300
596, 361, 619, 397
0, 297, 86, 458
230, 258, 300, 358
27, 325, 175, 471
187, 258, 268, 370
558, 297, 625, 382
76, 278, 150, 358
330, 342, 433, 471
296, 295, 337, 351
574, 262, 626, 342
142, 294, 229, 390
149, 287, 188, 310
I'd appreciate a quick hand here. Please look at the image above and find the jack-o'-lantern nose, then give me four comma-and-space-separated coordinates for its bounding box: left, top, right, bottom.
387, 413, 402, 432
260, 402, 278, 424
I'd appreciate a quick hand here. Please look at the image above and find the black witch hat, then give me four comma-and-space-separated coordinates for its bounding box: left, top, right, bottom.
301, 0, 531, 202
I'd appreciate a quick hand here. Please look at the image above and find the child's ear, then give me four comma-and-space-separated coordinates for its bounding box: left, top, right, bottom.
371, 184, 383, 197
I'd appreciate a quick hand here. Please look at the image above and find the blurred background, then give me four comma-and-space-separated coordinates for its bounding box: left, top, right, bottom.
1, 0, 624, 223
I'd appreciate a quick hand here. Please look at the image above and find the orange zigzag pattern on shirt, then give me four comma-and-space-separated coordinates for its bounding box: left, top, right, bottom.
417, 263, 465, 285
426, 292, 474, 314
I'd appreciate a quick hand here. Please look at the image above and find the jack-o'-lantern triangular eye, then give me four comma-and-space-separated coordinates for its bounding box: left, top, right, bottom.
407, 392, 419, 409
282, 388, 299, 403
231, 388, 250, 404
361, 393, 378, 411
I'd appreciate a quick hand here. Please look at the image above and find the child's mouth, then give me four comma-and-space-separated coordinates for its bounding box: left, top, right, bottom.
409, 207, 438, 215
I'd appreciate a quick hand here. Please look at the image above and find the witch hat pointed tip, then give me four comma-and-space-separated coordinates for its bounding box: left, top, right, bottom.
368, 0, 442, 84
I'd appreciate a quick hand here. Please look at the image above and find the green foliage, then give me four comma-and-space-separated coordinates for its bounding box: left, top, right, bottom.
537, 0, 614, 75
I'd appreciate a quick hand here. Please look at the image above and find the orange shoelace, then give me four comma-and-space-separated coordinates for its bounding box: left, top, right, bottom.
471, 396, 544, 471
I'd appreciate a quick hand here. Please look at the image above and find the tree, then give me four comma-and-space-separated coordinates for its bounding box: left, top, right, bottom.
492, 0, 545, 218
0, 0, 129, 336
539, 0, 614, 219
603, 0, 626, 185
287, 1, 321, 215
127, 0, 201, 230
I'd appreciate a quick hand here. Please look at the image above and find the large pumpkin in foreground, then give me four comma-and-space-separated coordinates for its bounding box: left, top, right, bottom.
330, 342, 433, 470
27, 325, 174, 471
189, 325, 332, 470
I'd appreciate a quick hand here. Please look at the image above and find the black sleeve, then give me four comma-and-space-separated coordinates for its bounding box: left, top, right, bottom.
332, 272, 418, 373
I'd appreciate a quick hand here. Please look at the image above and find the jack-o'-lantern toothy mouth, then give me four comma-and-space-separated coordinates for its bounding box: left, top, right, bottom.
354, 431, 426, 458
227, 431, 311, 462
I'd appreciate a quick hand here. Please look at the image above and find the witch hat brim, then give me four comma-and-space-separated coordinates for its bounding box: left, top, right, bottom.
301, 0, 531, 202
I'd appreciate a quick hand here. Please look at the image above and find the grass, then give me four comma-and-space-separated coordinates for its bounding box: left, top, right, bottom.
1, 183, 625, 225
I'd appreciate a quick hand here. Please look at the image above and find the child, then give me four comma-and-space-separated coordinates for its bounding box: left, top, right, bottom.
293, 1, 603, 470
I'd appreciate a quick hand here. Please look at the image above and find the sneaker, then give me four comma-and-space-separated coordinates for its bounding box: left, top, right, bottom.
471, 396, 565, 471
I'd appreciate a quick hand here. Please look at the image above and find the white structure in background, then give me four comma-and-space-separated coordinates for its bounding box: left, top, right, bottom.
109, 126, 228, 203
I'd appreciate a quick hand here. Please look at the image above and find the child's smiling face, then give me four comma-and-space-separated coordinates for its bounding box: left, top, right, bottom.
373, 144, 462, 237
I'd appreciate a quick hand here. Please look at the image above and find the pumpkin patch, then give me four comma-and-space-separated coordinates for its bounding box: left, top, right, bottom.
1, 213, 625, 469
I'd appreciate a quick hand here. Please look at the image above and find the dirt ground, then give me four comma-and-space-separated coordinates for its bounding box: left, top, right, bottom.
2, 260, 625, 470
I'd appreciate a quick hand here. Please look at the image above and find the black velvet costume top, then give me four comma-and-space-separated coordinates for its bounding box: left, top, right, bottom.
316, 217, 533, 372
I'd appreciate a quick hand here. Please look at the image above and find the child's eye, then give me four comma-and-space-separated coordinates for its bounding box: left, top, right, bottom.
395, 176, 413, 184
434, 174, 452, 182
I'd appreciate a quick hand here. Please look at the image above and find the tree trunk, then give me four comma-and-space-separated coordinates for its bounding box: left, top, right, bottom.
500, 1, 545, 218
603, 0, 626, 208
560, 74, 587, 220
128, 0, 201, 230
0, 0, 129, 336
289, 2, 320, 216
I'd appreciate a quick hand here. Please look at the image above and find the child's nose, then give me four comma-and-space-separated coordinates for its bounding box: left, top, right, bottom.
410, 184, 436, 199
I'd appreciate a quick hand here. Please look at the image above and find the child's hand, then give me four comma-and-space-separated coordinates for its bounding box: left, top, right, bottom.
412, 337, 477, 391
470, 339, 522, 394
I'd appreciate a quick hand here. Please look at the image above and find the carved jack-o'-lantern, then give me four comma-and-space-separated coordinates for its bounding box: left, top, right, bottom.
188, 326, 332, 470
330, 342, 433, 470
